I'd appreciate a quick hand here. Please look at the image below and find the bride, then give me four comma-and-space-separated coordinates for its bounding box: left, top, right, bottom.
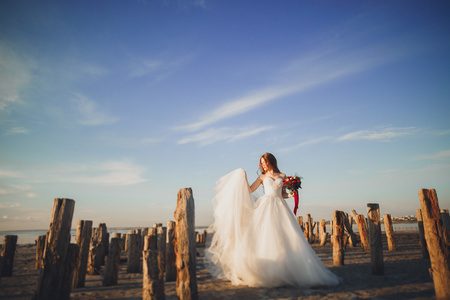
206, 153, 340, 288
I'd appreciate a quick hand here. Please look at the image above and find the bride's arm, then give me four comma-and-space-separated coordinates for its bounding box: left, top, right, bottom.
245, 172, 262, 193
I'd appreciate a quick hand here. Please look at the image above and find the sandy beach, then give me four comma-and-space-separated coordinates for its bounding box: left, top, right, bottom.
0, 232, 435, 299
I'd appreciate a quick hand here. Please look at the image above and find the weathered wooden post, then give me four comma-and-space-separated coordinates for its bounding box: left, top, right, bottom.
34, 198, 76, 300
87, 227, 102, 275
99, 223, 109, 265
352, 210, 370, 252
343, 212, 358, 247
416, 209, 430, 259
367, 203, 384, 275
306, 214, 313, 243
103, 237, 122, 286
134, 228, 142, 255
127, 233, 140, 273
1, 235, 18, 277
333, 210, 344, 266
35, 235, 46, 269
419, 189, 450, 299
72, 220, 93, 288
383, 214, 397, 251
319, 219, 328, 246
440, 209, 450, 231
156, 225, 166, 295
60, 244, 79, 300
143, 247, 164, 300
296, 216, 303, 231
144, 228, 157, 251
174, 188, 198, 300
166, 221, 177, 282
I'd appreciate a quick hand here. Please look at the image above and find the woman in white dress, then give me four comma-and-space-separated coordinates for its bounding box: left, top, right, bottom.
206, 153, 340, 288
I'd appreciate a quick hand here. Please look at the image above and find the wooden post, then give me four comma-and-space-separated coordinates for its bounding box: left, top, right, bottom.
87, 228, 102, 275
367, 203, 384, 275
103, 237, 122, 286
166, 221, 177, 282
134, 228, 142, 255
156, 225, 166, 295
144, 228, 157, 251
60, 244, 79, 300
143, 249, 164, 300
34, 198, 76, 300
306, 214, 313, 243
355, 214, 370, 252
174, 188, 198, 300
419, 189, 450, 299
383, 214, 397, 251
127, 233, 140, 273
440, 209, 450, 231
333, 210, 344, 266
1, 235, 18, 276
72, 220, 93, 288
416, 209, 430, 259
296, 216, 303, 231
35, 235, 46, 269
319, 219, 328, 246
343, 212, 358, 247
99, 223, 109, 265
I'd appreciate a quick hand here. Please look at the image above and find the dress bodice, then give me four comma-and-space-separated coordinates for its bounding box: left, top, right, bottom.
263, 177, 283, 196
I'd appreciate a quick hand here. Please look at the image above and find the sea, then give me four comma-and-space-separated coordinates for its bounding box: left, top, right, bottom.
1, 224, 417, 245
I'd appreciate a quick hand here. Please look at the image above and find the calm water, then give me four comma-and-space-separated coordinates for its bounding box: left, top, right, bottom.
1, 224, 414, 245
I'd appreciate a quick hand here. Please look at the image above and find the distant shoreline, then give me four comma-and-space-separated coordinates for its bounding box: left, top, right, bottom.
1, 221, 421, 234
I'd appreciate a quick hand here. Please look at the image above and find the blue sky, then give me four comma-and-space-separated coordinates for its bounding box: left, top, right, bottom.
1, 0, 449, 231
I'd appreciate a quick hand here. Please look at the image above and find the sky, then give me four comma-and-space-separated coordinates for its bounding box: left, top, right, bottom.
1, 0, 449, 231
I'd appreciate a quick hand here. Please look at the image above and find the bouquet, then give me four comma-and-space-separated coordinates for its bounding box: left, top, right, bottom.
283, 175, 302, 215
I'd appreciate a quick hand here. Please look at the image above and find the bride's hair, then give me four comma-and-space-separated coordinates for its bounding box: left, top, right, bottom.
258, 153, 281, 174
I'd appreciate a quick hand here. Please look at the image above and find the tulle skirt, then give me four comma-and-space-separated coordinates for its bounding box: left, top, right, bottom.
206, 168, 340, 288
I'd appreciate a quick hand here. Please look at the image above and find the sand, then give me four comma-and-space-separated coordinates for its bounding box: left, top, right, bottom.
0, 232, 435, 299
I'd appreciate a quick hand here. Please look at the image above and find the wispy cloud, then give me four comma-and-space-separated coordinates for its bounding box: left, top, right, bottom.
3, 126, 29, 136
0, 43, 33, 111
76, 62, 110, 79
278, 137, 331, 153
420, 150, 450, 161
0, 170, 24, 179
0, 203, 21, 209
337, 127, 417, 141
178, 125, 274, 146
37, 160, 147, 186
129, 54, 194, 82
179, 30, 416, 133
72, 93, 118, 126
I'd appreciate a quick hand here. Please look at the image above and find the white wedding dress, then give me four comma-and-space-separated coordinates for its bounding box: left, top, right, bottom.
206, 168, 340, 288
